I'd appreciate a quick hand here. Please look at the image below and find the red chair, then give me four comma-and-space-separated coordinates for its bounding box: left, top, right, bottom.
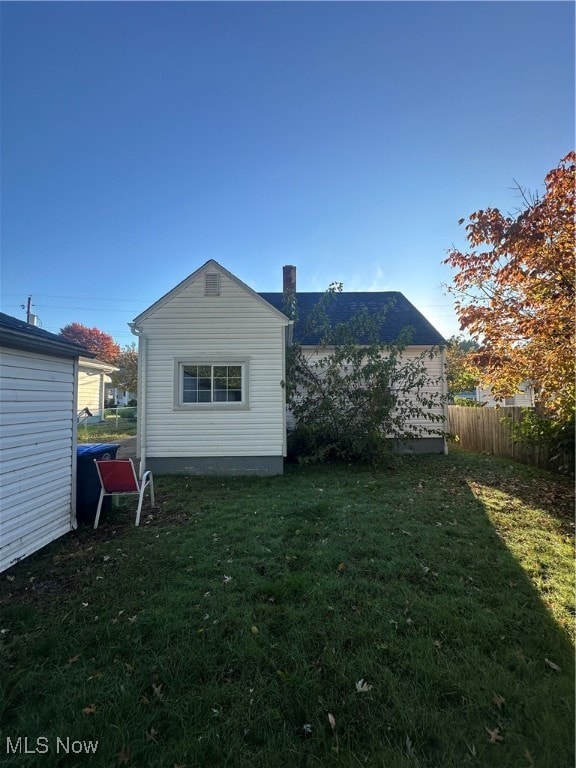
93, 459, 155, 529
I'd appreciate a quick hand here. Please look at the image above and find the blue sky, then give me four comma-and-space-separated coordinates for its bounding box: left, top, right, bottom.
1, 1, 574, 346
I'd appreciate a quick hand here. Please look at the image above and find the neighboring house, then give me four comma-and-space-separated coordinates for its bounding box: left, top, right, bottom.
78, 357, 118, 423
476, 382, 535, 407
104, 385, 137, 408
130, 261, 447, 476
0, 312, 93, 572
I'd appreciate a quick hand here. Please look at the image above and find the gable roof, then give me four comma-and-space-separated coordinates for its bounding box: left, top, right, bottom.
131, 260, 290, 327
0, 312, 94, 359
258, 292, 446, 346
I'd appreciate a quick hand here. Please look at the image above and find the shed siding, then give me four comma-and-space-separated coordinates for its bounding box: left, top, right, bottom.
0, 347, 75, 571
139, 271, 287, 458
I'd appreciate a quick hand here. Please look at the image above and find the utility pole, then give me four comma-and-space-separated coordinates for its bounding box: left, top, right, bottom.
21, 296, 39, 325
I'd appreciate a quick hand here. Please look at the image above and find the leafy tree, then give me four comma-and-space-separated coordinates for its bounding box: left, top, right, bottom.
286, 287, 446, 465
445, 335, 480, 397
444, 152, 575, 423
60, 322, 121, 363
111, 343, 138, 394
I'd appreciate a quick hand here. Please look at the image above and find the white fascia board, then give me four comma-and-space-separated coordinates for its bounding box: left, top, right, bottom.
79, 357, 119, 373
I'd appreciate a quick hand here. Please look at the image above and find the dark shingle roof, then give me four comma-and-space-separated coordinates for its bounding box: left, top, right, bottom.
0, 312, 93, 358
259, 292, 445, 346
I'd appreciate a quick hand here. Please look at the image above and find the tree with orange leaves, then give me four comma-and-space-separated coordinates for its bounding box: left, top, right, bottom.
444, 152, 575, 424
60, 322, 120, 364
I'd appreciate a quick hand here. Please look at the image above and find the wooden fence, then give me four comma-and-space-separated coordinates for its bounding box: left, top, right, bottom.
448, 405, 572, 473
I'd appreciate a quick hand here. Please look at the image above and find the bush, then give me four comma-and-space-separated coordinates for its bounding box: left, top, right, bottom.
285, 292, 446, 466
105, 407, 137, 421
452, 397, 484, 407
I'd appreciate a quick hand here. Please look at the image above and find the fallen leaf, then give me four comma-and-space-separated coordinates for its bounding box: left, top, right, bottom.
117, 745, 131, 765
337, 562, 347, 572
152, 682, 164, 699
82, 704, 96, 715
524, 749, 535, 767
355, 679, 372, 693
250, 625, 259, 635
485, 726, 503, 744
328, 712, 336, 731
493, 692, 505, 709
67, 655, 81, 665
433, 640, 442, 650
544, 657, 561, 672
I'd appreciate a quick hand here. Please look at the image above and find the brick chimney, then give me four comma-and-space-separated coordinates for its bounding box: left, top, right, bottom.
282, 265, 297, 321
283, 265, 296, 297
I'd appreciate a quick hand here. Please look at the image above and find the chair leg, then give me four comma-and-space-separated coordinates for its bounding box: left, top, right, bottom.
149, 475, 155, 507
135, 488, 145, 526
94, 490, 105, 530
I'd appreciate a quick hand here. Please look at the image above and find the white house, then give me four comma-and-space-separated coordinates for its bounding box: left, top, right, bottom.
130, 262, 447, 476
130, 261, 291, 476
78, 357, 118, 422
0, 312, 92, 572
476, 382, 535, 408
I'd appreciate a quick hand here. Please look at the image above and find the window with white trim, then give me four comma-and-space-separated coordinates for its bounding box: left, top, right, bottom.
176, 362, 247, 406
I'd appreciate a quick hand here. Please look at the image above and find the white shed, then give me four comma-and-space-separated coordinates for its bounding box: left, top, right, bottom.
0, 313, 92, 572
130, 261, 291, 476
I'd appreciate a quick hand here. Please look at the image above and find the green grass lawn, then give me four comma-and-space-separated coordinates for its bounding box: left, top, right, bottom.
1, 452, 573, 767
77, 416, 137, 443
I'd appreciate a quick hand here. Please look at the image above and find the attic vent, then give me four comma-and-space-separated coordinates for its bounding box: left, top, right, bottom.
204, 273, 221, 296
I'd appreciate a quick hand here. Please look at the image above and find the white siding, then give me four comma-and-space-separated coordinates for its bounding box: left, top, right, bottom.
138, 269, 288, 458
294, 345, 446, 434
0, 347, 75, 572
78, 369, 105, 420
476, 383, 534, 407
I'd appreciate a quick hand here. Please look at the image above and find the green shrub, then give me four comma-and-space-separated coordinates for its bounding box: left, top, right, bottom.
452, 396, 484, 407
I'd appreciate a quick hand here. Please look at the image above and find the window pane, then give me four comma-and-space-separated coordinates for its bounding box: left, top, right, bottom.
198, 377, 212, 391
180, 362, 243, 405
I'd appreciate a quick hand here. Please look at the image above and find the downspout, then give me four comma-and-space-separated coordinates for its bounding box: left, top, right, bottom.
441, 345, 449, 455
71, 356, 79, 529
99, 371, 106, 421
281, 323, 293, 458
130, 323, 147, 477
